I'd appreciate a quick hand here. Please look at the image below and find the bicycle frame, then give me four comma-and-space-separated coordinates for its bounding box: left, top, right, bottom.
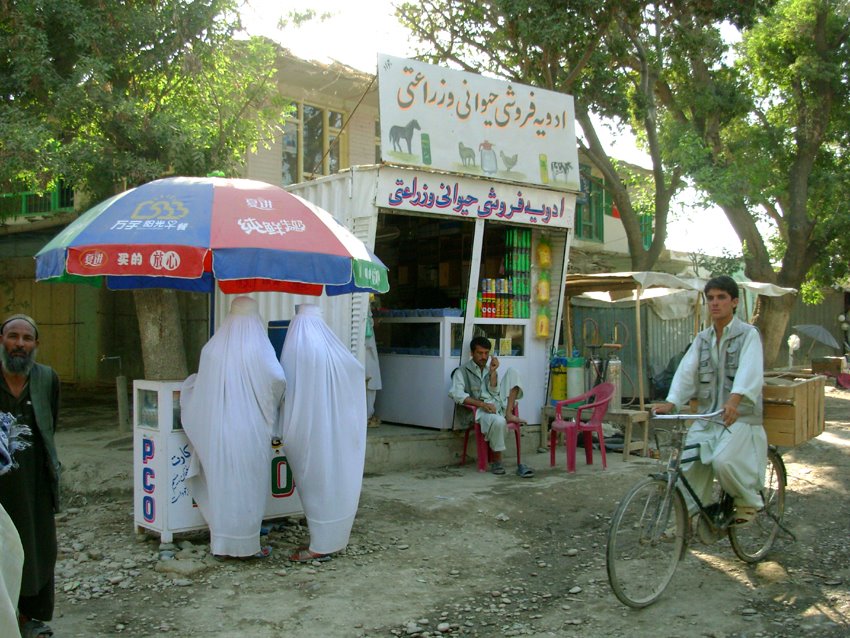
608, 410, 789, 608
651, 412, 736, 535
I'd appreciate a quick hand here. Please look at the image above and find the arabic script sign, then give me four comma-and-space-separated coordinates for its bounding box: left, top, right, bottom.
378, 54, 580, 192
376, 167, 575, 229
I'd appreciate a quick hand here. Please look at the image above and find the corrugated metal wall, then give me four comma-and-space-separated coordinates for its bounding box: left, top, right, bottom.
777, 290, 846, 364
568, 300, 696, 402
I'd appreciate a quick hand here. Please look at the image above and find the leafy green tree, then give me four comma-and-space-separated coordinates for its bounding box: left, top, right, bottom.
0, 0, 289, 202
0, 1, 291, 378
653, 0, 850, 364
398, 0, 849, 366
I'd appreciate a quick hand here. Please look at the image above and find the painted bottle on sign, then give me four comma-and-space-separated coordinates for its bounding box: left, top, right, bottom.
421, 133, 432, 165
539, 154, 549, 183
479, 140, 497, 175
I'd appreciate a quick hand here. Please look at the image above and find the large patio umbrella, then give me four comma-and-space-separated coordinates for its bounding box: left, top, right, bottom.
793, 324, 841, 351
35, 176, 389, 295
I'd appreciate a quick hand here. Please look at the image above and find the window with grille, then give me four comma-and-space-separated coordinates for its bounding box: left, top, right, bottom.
281, 102, 347, 185
574, 164, 605, 242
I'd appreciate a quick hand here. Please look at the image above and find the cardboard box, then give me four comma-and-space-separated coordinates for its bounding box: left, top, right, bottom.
763, 372, 826, 447
812, 356, 845, 377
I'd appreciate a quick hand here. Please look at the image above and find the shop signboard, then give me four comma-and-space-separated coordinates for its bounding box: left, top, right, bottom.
378, 54, 579, 192
376, 166, 575, 229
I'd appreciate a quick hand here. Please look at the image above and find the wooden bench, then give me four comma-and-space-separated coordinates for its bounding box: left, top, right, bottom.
540, 405, 650, 460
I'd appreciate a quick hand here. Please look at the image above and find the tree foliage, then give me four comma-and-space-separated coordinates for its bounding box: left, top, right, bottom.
0, 0, 293, 380
394, 1, 766, 271
398, 0, 850, 366
651, 0, 850, 363
0, 0, 291, 202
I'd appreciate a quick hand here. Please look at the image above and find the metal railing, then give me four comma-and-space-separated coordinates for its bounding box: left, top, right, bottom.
0, 186, 74, 218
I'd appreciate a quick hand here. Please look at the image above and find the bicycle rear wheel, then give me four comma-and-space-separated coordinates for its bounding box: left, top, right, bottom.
729, 448, 786, 562
607, 477, 687, 608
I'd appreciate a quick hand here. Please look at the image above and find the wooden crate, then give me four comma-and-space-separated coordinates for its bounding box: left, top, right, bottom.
763, 372, 826, 447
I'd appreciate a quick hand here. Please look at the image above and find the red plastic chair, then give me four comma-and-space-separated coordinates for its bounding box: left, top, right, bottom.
459, 403, 522, 472
549, 382, 615, 473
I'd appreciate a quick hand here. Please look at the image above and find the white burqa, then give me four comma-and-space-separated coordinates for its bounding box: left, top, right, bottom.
181, 296, 286, 557
279, 303, 367, 555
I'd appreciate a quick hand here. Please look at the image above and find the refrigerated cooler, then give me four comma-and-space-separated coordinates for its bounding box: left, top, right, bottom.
373, 316, 548, 428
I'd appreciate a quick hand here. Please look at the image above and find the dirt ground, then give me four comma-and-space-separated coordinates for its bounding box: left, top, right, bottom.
43, 385, 850, 638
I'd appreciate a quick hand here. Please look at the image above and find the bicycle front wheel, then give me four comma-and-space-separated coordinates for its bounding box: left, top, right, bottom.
606, 477, 687, 608
729, 448, 786, 563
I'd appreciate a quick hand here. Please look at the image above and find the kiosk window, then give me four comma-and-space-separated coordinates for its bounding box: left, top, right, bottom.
451, 324, 525, 357
375, 321, 441, 356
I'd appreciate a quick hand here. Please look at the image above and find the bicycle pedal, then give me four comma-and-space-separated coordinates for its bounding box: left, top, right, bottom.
695, 515, 723, 545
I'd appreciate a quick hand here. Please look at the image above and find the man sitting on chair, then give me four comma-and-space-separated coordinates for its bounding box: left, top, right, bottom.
449, 336, 533, 477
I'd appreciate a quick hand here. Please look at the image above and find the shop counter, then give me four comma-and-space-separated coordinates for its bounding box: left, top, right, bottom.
374, 316, 547, 429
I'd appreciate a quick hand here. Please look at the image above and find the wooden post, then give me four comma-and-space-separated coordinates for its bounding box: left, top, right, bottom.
635, 285, 645, 411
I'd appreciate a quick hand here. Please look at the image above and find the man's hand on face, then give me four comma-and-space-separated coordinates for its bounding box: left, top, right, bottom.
489, 355, 499, 374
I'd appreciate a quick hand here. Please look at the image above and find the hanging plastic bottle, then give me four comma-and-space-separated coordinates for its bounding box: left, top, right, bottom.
536, 235, 552, 269
536, 271, 551, 304
535, 306, 550, 338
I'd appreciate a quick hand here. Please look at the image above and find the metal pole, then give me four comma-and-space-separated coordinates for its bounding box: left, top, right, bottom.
116, 374, 130, 432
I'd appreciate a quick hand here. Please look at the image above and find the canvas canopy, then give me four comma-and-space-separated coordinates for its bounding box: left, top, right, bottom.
564, 272, 703, 409
563, 272, 797, 409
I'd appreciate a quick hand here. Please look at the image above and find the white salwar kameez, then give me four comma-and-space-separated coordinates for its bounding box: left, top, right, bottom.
666, 317, 767, 510
364, 311, 381, 419
449, 361, 524, 452
0, 503, 23, 638
181, 296, 286, 557
278, 304, 367, 555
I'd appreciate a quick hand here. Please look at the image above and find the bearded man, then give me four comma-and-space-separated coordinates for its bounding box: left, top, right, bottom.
0, 314, 61, 638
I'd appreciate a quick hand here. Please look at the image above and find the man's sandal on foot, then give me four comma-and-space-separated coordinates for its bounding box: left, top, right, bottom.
21, 620, 54, 638
516, 463, 534, 478
489, 461, 506, 475
732, 505, 758, 526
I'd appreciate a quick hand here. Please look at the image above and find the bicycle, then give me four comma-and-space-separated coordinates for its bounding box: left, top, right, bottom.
606, 410, 790, 608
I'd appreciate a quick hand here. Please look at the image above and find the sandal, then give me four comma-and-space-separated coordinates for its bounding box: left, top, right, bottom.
515, 463, 535, 478
253, 545, 273, 559
21, 620, 54, 638
732, 505, 758, 526
489, 461, 506, 475
288, 547, 331, 563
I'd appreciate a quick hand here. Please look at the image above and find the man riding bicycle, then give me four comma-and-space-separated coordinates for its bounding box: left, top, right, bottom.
653, 275, 767, 525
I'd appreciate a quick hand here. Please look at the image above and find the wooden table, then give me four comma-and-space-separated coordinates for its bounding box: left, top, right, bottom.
540, 405, 650, 459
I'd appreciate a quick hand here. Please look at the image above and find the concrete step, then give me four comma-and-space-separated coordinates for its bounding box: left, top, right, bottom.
364, 422, 542, 474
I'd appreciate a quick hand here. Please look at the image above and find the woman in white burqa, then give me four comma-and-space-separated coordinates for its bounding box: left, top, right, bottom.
181, 296, 286, 557
280, 303, 367, 562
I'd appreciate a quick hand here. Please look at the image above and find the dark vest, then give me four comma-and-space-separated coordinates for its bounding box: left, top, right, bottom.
29, 363, 61, 511
693, 319, 762, 421
451, 360, 487, 429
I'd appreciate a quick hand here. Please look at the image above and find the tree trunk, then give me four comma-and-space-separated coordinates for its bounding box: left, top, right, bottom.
133, 289, 189, 380
752, 293, 796, 369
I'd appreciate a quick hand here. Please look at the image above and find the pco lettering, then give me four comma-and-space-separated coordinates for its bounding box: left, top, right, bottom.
141, 437, 156, 522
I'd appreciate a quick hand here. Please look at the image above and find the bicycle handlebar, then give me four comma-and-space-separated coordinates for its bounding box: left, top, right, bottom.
650, 409, 724, 421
